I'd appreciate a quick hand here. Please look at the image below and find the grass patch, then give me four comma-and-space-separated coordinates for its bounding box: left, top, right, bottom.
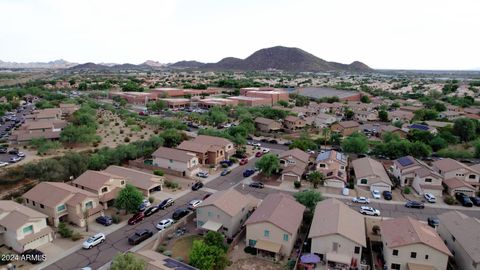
171, 235, 202, 263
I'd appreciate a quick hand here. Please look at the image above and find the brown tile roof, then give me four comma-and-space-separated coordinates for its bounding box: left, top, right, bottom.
337, 121, 359, 128
152, 147, 197, 162
285, 115, 301, 122
393, 156, 419, 170
282, 164, 305, 176
199, 189, 254, 217
352, 157, 391, 186
104, 166, 163, 191
255, 117, 278, 126
309, 199, 366, 246
13, 129, 61, 142
279, 148, 310, 164
245, 193, 305, 235
414, 166, 441, 178
73, 170, 123, 190
443, 178, 475, 189
380, 216, 451, 255
177, 140, 209, 153
194, 135, 232, 147
22, 182, 98, 208
437, 211, 480, 263
433, 158, 480, 173
0, 200, 48, 230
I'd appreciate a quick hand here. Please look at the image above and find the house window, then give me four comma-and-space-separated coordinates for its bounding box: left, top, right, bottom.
333, 242, 338, 252
360, 179, 368, 184
197, 220, 204, 227
319, 164, 326, 168
354, 246, 360, 254
169, 159, 173, 163
208, 212, 212, 217
85, 201, 93, 209
452, 235, 456, 242
248, 239, 257, 247
283, 234, 289, 241
121, 180, 125, 185
425, 255, 429, 260
264, 230, 270, 237
22, 225, 33, 235
425, 178, 432, 183
391, 264, 401, 270
469, 175, 476, 179
57, 204, 66, 212
33, 201, 36, 206
101, 187, 108, 193
393, 249, 398, 256
26, 199, 29, 204
40, 204, 44, 209
411, 252, 417, 258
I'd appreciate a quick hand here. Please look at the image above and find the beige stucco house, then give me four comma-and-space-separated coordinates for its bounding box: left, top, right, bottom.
380, 216, 451, 270
176, 135, 234, 165
309, 199, 366, 269
433, 158, 480, 191
283, 115, 306, 131
196, 189, 259, 239
22, 182, 103, 227
255, 117, 282, 132
279, 148, 309, 182
352, 157, 392, 192
0, 200, 53, 253
245, 193, 305, 260
316, 150, 348, 188
152, 147, 200, 177
103, 166, 163, 196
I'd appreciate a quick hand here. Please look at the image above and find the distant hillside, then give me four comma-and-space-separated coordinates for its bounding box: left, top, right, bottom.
168, 60, 205, 69
201, 46, 372, 72
0, 59, 77, 69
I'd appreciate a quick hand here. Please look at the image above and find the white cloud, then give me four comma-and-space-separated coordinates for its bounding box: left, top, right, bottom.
0, 0, 479, 69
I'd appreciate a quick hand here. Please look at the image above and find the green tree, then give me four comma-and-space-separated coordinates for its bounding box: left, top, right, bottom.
114, 184, 144, 214
453, 118, 478, 142
474, 142, 480, 158
189, 240, 229, 270
344, 109, 354, 120
277, 100, 289, 107
204, 231, 227, 251
413, 109, 438, 121
159, 129, 186, 147
255, 154, 280, 177
110, 253, 146, 270
307, 171, 324, 188
429, 137, 448, 151
293, 189, 323, 212
147, 100, 167, 113
341, 132, 369, 154
61, 152, 89, 178
360, 95, 371, 103
378, 110, 388, 122
207, 107, 228, 126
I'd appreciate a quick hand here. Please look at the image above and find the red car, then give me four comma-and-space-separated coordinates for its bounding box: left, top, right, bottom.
239, 158, 248, 165
255, 152, 263, 157
128, 212, 145, 225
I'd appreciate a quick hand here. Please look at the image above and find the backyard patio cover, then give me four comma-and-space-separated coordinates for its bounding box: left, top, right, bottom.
255, 240, 281, 253
201, 220, 222, 232
326, 252, 351, 265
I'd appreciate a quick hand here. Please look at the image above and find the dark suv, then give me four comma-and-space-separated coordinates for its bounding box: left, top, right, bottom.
382, 191, 392, 200
456, 193, 473, 207
172, 208, 190, 220
96, 215, 113, 226
405, 200, 425, 209
158, 198, 174, 209
128, 229, 153, 245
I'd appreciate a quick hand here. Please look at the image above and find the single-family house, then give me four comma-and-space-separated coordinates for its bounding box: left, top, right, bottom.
309, 199, 366, 269
380, 216, 451, 270
22, 182, 103, 227
255, 117, 282, 132
411, 167, 443, 197
389, 110, 414, 123
392, 156, 423, 187
278, 148, 310, 182
443, 178, 476, 197
303, 113, 337, 128
103, 166, 163, 196
330, 121, 360, 136
283, 115, 306, 131
176, 135, 235, 165
316, 150, 348, 188
352, 157, 392, 192
0, 200, 53, 253
432, 158, 480, 191
152, 147, 200, 177
245, 193, 305, 260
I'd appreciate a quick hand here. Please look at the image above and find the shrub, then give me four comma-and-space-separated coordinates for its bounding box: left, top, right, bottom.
115, 122, 119, 126
157, 245, 166, 253
229, 157, 238, 163
221, 163, 228, 168
163, 250, 172, 257
294, 181, 301, 189
120, 129, 124, 134
124, 137, 130, 143
58, 222, 73, 238
14, 197, 24, 204
403, 186, 411, 194
111, 215, 121, 224
176, 256, 184, 262
71, 232, 83, 241
165, 180, 179, 189
153, 170, 164, 176
243, 246, 257, 255
444, 195, 455, 205
148, 196, 154, 203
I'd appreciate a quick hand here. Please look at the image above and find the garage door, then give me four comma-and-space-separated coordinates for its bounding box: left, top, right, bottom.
325, 180, 345, 188
24, 234, 50, 251
370, 184, 391, 193
453, 188, 475, 197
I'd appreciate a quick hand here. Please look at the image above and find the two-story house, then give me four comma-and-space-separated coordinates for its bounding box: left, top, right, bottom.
0, 200, 53, 253
278, 148, 310, 182
22, 182, 103, 227
245, 193, 305, 261
352, 157, 392, 192
309, 199, 366, 269
103, 166, 163, 196
72, 170, 126, 209
152, 147, 200, 177
392, 156, 423, 187
433, 158, 480, 191
316, 150, 348, 188
196, 189, 260, 239
411, 167, 443, 197
330, 121, 360, 137
380, 216, 451, 270
437, 211, 480, 270
176, 135, 234, 165
283, 115, 306, 131
254, 117, 283, 132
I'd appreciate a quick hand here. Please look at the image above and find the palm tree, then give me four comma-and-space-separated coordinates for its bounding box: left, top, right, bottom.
307, 171, 325, 188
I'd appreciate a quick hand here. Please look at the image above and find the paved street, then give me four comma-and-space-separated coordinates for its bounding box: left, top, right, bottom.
43, 189, 208, 270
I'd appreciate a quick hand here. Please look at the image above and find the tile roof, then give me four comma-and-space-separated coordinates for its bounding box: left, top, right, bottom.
199, 189, 254, 217
255, 117, 279, 126
152, 147, 197, 162
104, 166, 163, 190
309, 199, 366, 247
336, 121, 359, 128
279, 148, 310, 164
443, 178, 475, 189
352, 157, 391, 186
177, 140, 209, 153
437, 211, 480, 263
73, 170, 123, 190
0, 200, 48, 230
282, 164, 305, 176
245, 193, 305, 235
433, 158, 479, 173
380, 216, 451, 256
22, 182, 98, 208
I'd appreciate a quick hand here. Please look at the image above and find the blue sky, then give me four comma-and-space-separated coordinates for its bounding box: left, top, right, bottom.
0, 0, 479, 70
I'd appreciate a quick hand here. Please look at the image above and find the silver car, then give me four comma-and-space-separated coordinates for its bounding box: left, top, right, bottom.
82, 233, 106, 249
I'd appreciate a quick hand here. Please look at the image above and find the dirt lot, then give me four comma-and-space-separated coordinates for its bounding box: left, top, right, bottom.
228, 258, 285, 270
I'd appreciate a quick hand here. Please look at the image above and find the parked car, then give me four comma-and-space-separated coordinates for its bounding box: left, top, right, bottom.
95, 216, 113, 226
239, 158, 248, 165
352, 197, 370, 204
424, 193, 436, 203
156, 218, 174, 230
0, 148, 7, 154
191, 181, 204, 191
17, 152, 26, 158
128, 229, 153, 245
196, 171, 209, 178
158, 198, 174, 209
456, 192, 474, 207
359, 206, 380, 216
269, 139, 278, 144
405, 201, 425, 209
138, 199, 151, 212
144, 205, 160, 217
470, 196, 480, 206
252, 142, 261, 147
243, 169, 255, 178
9, 156, 21, 163
82, 233, 106, 249
255, 152, 263, 157
21, 249, 45, 264
220, 160, 233, 167
0, 162, 9, 167
172, 208, 190, 220
371, 190, 381, 199
249, 182, 264, 189
427, 217, 440, 228
128, 212, 145, 225
382, 191, 392, 200
220, 169, 231, 176
8, 149, 18, 155
261, 148, 270, 154
188, 199, 202, 210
